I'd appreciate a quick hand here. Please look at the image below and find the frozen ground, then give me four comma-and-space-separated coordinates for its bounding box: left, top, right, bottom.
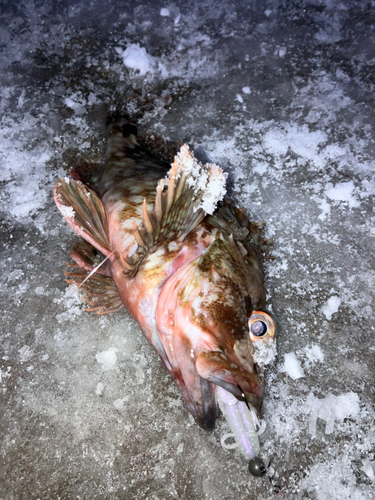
1, 0, 374, 498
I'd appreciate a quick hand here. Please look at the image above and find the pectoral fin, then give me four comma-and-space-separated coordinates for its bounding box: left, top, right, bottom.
54, 177, 110, 257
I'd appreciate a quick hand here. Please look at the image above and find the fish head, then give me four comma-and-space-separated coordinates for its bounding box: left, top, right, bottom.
156, 232, 276, 429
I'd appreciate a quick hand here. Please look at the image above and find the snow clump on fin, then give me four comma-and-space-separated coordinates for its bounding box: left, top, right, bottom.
172, 145, 227, 215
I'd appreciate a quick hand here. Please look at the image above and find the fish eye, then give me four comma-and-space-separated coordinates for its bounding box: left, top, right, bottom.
250, 320, 267, 337
248, 311, 275, 342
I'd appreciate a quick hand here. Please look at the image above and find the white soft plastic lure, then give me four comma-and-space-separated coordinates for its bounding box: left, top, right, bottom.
217, 386, 266, 459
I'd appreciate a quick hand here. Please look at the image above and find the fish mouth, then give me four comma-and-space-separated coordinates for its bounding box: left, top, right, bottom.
195, 350, 264, 422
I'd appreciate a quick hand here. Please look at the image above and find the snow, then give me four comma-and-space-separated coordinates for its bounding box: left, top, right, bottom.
303, 344, 324, 364
1, 0, 375, 498
322, 295, 341, 321
284, 352, 305, 380
174, 144, 227, 215
59, 205, 75, 218
116, 43, 158, 76
325, 181, 360, 208
307, 392, 360, 437
252, 338, 277, 367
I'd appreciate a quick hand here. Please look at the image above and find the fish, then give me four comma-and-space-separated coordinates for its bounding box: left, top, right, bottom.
53, 119, 276, 431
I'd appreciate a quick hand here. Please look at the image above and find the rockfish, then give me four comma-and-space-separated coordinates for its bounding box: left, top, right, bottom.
54, 121, 276, 430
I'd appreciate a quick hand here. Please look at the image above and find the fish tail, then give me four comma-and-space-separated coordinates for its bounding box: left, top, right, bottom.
105, 120, 139, 164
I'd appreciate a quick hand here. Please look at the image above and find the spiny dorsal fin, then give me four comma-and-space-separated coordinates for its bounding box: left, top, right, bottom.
122, 145, 228, 277
54, 178, 110, 257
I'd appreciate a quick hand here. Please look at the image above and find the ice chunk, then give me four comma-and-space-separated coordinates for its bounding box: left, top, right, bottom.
160, 8, 170, 16
322, 295, 341, 320
236, 94, 244, 103
96, 347, 119, 371
64, 97, 87, 115
242, 86, 251, 94
116, 43, 156, 76
360, 459, 375, 482
113, 399, 125, 410
95, 382, 104, 396
284, 352, 305, 380
7, 269, 23, 282
307, 392, 360, 437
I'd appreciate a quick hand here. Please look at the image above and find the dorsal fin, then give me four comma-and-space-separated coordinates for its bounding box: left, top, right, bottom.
54, 177, 110, 257
122, 145, 228, 277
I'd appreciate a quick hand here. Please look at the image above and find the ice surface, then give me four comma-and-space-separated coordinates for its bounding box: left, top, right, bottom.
1, 0, 375, 499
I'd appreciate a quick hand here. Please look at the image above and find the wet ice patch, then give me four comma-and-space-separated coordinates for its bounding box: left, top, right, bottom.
322, 295, 341, 320
284, 352, 305, 380
307, 392, 360, 437
96, 347, 119, 371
